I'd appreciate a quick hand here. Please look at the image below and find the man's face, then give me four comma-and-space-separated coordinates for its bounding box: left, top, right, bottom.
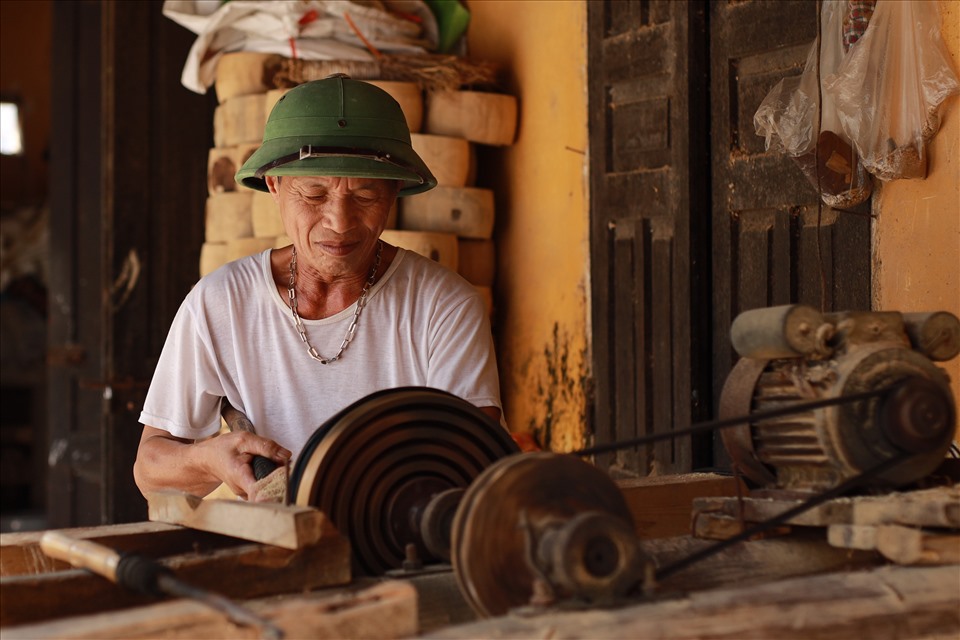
266, 175, 398, 279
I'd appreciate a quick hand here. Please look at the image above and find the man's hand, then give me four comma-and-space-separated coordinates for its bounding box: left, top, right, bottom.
194, 431, 291, 499
134, 426, 291, 500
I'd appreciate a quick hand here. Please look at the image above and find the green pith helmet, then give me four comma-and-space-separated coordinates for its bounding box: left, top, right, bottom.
236, 75, 436, 196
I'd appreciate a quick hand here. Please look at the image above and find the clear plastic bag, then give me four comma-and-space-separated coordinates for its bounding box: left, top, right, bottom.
754, 0, 871, 208
823, 0, 960, 181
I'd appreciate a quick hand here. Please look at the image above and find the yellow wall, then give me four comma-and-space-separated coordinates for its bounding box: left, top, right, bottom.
466, 1, 590, 451
874, 0, 960, 409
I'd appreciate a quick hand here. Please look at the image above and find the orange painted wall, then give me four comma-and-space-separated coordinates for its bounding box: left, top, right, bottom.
874, 0, 960, 412
466, 1, 590, 452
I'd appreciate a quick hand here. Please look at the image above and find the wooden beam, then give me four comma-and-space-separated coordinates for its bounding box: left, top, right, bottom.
428, 564, 960, 639
4, 580, 416, 639
0, 535, 350, 627
643, 532, 880, 594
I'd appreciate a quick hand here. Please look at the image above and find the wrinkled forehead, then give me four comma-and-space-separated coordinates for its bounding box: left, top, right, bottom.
279, 175, 400, 193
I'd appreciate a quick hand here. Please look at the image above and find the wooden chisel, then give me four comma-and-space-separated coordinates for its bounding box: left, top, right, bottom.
40, 530, 284, 639
221, 398, 279, 480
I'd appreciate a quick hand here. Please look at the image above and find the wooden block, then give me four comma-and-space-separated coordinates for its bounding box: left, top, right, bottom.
199, 242, 229, 276
205, 192, 253, 242
214, 52, 284, 103
4, 580, 416, 640
147, 491, 335, 550
425, 90, 518, 146
0, 536, 351, 627
251, 190, 284, 237
875, 524, 960, 565
214, 93, 267, 147
369, 80, 424, 133
264, 88, 289, 120
207, 143, 259, 194
827, 524, 879, 551
692, 512, 746, 541
400, 186, 494, 239
618, 473, 744, 540
410, 133, 473, 187
457, 239, 495, 286
226, 237, 276, 263
380, 229, 458, 271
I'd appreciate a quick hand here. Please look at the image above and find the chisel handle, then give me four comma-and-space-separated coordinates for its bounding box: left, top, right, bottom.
40, 531, 121, 582
221, 399, 279, 480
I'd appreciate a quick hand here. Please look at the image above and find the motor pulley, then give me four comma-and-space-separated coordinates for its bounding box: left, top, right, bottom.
721, 306, 957, 492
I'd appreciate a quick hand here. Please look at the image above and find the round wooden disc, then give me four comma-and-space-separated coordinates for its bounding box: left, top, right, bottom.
289, 387, 519, 575
451, 452, 636, 618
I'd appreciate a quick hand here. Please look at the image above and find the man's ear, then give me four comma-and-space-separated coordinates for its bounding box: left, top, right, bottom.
264, 175, 281, 197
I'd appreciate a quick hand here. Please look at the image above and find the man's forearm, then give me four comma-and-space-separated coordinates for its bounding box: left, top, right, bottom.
134, 429, 223, 498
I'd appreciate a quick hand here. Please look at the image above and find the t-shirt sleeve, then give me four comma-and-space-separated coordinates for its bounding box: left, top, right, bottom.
426, 291, 501, 411
139, 296, 225, 440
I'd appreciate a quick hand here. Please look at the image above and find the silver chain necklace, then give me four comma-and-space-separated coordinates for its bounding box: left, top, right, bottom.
288, 240, 382, 364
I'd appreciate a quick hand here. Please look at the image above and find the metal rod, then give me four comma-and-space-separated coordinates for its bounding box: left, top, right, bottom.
159, 574, 284, 639
574, 385, 892, 458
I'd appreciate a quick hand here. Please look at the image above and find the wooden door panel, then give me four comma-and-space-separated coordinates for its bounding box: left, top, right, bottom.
589, 0, 711, 476
48, 0, 214, 526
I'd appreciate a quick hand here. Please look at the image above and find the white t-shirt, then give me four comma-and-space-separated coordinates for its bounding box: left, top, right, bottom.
139, 247, 501, 462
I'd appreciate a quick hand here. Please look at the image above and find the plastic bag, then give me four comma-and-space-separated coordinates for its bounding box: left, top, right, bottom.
163, 0, 435, 94
754, 0, 871, 208
824, 0, 960, 181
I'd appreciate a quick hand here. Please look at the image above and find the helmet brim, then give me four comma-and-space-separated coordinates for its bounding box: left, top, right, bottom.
237, 135, 437, 197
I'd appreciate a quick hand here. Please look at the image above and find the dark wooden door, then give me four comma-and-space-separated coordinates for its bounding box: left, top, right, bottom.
588, 1, 713, 476
47, 0, 214, 526
589, 0, 871, 473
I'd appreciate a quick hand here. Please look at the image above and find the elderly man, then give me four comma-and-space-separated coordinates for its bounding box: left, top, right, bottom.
134, 75, 502, 501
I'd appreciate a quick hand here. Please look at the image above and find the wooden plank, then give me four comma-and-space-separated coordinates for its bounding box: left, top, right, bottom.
429, 564, 958, 639
4, 580, 415, 640
147, 491, 336, 550
694, 486, 960, 532
618, 473, 742, 540
0, 536, 350, 627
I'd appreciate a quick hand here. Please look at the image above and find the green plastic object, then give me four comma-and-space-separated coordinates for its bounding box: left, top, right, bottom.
236, 76, 436, 196
426, 0, 470, 54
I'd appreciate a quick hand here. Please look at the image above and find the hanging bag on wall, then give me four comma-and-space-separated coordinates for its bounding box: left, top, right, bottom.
753, 0, 871, 209
823, 0, 960, 181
